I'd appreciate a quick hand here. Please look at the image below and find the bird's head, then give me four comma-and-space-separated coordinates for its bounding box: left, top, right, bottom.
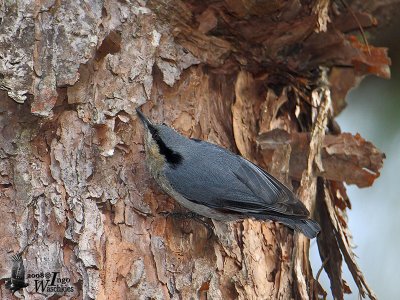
136, 108, 184, 169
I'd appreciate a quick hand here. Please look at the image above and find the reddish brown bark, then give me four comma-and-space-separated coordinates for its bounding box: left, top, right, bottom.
0, 1, 391, 299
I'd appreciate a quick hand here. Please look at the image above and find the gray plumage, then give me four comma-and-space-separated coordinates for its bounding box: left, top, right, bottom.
137, 108, 320, 238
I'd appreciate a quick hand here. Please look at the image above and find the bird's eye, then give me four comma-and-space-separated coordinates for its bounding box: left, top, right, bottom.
152, 130, 159, 139
162, 122, 167, 126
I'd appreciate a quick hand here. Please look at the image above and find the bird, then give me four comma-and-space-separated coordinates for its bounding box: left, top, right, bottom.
3, 253, 29, 294
136, 108, 320, 238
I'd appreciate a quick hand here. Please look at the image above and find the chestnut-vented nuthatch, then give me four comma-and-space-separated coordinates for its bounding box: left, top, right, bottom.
136, 108, 320, 238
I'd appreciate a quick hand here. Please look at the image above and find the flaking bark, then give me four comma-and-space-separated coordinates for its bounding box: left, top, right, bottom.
0, 0, 391, 299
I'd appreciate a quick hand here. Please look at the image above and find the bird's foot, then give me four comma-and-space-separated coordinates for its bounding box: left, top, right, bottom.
158, 211, 197, 219
158, 211, 214, 239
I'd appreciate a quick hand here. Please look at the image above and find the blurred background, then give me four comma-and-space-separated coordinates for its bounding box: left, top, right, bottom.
311, 17, 400, 299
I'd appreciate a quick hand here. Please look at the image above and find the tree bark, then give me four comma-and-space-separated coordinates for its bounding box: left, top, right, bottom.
0, 1, 390, 299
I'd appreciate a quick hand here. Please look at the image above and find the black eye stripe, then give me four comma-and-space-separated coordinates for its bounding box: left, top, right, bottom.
148, 125, 183, 168
148, 125, 158, 137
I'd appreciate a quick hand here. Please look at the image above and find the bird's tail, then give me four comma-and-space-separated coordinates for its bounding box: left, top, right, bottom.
290, 218, 321, 239
252, 214, 321, 239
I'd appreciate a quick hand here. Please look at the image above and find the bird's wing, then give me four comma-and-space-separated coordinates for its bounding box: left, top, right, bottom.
165, 147, 309, 218
11, 253, 25, 280
233, 159, 310, 217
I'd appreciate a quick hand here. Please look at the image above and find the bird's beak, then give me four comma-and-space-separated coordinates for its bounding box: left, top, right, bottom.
136, 107, 152, 128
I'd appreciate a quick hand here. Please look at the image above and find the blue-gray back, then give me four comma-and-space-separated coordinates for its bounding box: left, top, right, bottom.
161, 132, 309, 218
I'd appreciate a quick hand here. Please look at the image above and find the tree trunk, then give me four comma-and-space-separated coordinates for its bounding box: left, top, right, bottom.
0, 1, 390, 299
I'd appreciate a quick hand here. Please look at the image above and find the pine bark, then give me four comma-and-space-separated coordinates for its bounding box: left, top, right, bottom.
0, 1, 390, 299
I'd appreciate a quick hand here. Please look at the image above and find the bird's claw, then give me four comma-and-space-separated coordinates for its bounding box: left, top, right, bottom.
158, 211, 214, 239
158, 211, 197, 219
